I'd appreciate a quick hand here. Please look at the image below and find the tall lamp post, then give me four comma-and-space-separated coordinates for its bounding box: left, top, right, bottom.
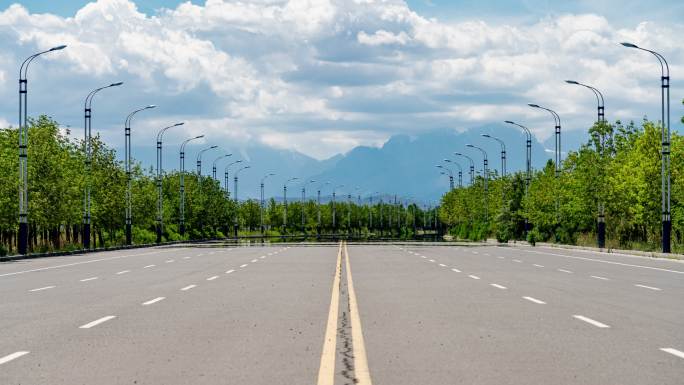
436, 165, 454, 190
233, 165, 251, 237
124, 105, 156, 245
505, 120, 533, 234
212, 154, 232, 180
621, 42, 671, 253
83, 81, 124, 249
18, 44, 67, 254
443, 159, 463, 187
283, 177, 299, 232
302, 179, 316, 231
155, 122, 184, 243
179, 134, 204, 236
196, 145, 218, 175
454, 152, 475, 185
332, 184, 344, 234
260, 173, 276, 235
566, 80, 607, 248
481, 134, 506, 177
224, 160, 242, 198
466, 144, 489, 221
317, 181, 331, 235
195, 145, 218, 237
528, 103, 561, 177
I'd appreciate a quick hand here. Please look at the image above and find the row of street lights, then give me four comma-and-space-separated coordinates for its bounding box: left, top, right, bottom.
434, 42, 671, 253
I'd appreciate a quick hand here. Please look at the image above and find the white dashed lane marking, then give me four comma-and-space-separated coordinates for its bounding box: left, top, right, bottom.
451, 268, 461, 273
635, 284, 662, 291
523, 296, 546, 304
240, 264, 248, 268
143, 264, 155, 269
79, 315, 116, 329
181, 285, 196, 291
533, 264, 544, 268
573, 315, 610, 328
226, 269, 235, 274
116, 270, 130, 275
79, 277, 98, 282
142, 297, 165, 306
557, 269, 573, 274
207, 276, 219, 281
29, 286, 55, 292
660, 348, 684, 360
490, 284, 507, 289
0, 351, 30, 365
591, 275, 609, 280
468, 275, 481, 280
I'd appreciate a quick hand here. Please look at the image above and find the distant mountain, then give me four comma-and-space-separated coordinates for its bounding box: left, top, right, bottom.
129, 126, 592, 203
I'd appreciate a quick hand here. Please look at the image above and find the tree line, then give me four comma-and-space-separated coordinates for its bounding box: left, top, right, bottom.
439, 114, 684, 253
0, 116, 438, 255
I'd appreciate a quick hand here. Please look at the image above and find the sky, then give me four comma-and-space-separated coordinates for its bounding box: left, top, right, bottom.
0, 0, 682, 161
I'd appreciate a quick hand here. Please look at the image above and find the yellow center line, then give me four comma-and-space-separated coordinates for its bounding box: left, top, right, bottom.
317, 241, 343, 385
344, 241, 373, 385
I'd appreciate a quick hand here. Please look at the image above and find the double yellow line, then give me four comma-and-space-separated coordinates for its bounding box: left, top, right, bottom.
317, 241, 372, 385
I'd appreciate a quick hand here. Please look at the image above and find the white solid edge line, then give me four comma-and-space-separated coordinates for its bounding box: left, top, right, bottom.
0, 250, 165, 278
635, 284, 662, 291
79, 315, 116, 329
591, 275, 609, 280
0, 351, 30, 365
490, 283, 507, 289
181, 284, 196, 291
29, 285, 56, 292
451, 268, 461, 272
573, 315, 610, 328
79, 277, 98, 282
207, 276, 219, 281
660, 348, 684, 359
116, 270, 130, 275
226, 269, 235, 274
523, 296, 546, 304
142, 297, 165, 306
468, 275, 481, 280
523, 249, 684, 274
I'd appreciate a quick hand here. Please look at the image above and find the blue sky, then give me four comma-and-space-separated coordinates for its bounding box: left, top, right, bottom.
0, 0, 681, 163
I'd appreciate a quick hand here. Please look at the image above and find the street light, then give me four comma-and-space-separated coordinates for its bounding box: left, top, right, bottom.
621, 42, 671, 253
179, 134, 204, 236
82, 81, 124, 249
505, 120, 533, 234
224, 160, 242, 197
565, 80, 607, 248
454, 152, 475, 185
302, 179, 317, 231
317, 181, 331, 234
124, 105, 156, 245
212, 154, 232, 180
18, 44, 67, 254
155, 122, 184, 243
332, 184, 344, 234
436, 164, 454, 190
528, 103, 561, 177
481, 134, 506, 177
283, 177, 299, 231
260, 173, 276, 235
196, 145, 219, 176
233, 165, 250, 237
443, 159, 463, 187
466, 144, 489, 221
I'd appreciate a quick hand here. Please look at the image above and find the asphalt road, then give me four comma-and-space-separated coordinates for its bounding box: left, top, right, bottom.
0, 242, 682, 384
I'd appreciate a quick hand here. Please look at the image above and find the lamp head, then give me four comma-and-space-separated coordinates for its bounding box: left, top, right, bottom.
466, 144, 474, 148
435, 165, 443, 168
146, 104, 157, 109
174, 122, 185, 127
504, 120, 515, 124
443, 159, 451, 162
481, 134, 490, 138
620, 42, 639, 49
528, 103, 540, 108
565, 80, 579, 85
194, 135, 204, 139
110, 82, 124, 87
50, 45, 67, 51
210, 145, 218, 149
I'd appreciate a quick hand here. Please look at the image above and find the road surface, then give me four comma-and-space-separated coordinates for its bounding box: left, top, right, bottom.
0, 241, 682, 384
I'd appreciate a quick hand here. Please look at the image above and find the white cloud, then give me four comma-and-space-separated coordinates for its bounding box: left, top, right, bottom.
0, 0, 681, 161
